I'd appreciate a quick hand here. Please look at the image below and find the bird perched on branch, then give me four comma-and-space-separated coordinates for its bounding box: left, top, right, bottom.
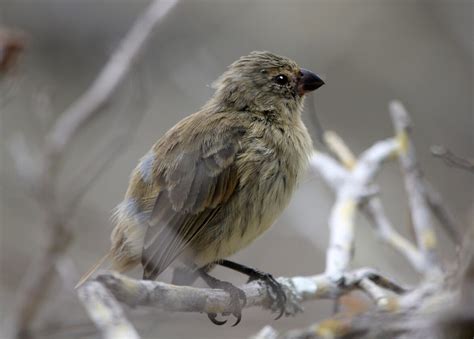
77, 51, 324, 325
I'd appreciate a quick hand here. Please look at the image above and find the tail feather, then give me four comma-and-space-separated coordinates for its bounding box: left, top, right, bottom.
75, 252, 112, 289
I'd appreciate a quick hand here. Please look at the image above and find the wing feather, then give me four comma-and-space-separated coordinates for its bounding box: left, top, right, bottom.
141, 121, 243, 280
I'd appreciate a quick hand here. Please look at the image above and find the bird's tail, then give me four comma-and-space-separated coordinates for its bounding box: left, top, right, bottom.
75, 252, 112, 289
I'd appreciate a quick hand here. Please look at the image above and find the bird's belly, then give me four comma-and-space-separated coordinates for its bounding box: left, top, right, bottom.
193, 169, 295, 267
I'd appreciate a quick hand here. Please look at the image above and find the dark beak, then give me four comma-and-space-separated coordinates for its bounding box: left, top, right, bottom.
297, 69, 325, 95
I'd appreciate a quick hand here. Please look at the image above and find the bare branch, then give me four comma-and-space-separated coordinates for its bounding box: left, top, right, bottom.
44, 0, 179, 160
306, 95, 327, 149
324, 131, 357, 169
251, 326, 278, 339
431, 145, 474, 173
322, 131, 432, 274
422, 179, 462, 245
324, 138, 398, 281
389, 100, 440, 272
78, 282, 140, 339
362, 199, 428, 272
65, 72, 150, 215
309, 150, 349, 190
78, 268, 406, 337
253, 274, 456, 339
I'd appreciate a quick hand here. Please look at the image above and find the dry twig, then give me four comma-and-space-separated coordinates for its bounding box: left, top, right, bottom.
431, 145, 474, 173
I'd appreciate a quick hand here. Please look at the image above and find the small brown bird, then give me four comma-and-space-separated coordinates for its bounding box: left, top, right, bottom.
77, 51, 324, 325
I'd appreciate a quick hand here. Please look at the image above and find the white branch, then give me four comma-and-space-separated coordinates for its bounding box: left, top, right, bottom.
313, 131, 430, 274
389, 101, 440, 272
363, 199, 428, 272
323, 139, 398, 281
78, 282, 140, 339
309, 150, 349, 190
78, 268, 406, 338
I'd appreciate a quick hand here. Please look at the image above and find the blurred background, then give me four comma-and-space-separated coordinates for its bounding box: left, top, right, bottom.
1, 0, 472, 338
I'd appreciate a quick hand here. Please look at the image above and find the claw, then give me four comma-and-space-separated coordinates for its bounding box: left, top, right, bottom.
231, 312, 242, 327
208, 313, 227, 325
237, 288, 247, 308
258, 273, 286, 319
274, 307, 284, 320
225, 282, 245, 325
200, 274, 246, 326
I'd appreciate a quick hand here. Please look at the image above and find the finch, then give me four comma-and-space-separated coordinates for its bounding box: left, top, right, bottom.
77, 51, 324, 325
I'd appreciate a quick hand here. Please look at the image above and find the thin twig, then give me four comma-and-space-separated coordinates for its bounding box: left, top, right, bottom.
431, 145, 474, 173
306, 95, 326, 149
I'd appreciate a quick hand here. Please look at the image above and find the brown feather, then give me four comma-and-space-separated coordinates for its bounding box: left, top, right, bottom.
141, 117, 243, 280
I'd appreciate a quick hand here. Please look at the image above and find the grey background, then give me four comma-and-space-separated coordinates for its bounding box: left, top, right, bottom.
1, 1, 472, 338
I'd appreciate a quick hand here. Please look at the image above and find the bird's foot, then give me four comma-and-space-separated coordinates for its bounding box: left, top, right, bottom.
217, 260, 287, 319
207, 280, 246, 326
247, 270, 287, 319
199, 269, 246, 326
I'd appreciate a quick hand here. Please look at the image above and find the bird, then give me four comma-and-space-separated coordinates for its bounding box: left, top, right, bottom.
76, 51, 324, 325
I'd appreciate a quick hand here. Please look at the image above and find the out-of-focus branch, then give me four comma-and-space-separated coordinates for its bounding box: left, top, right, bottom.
362, 199, 427, 272
318, 138, 398, 282
7, 1, 179, 338
422, 179, 462, 245
324, 131, 356, 169
65, 71, 150, 215
322, 132, 429, 274
309, 150, 349, 189
78, 282, 140, 339
389, 101, 440, 273
44, 0, 179, 160
253, 242, 467, 339
431, 145, 474, 173
306, 96, 327, 149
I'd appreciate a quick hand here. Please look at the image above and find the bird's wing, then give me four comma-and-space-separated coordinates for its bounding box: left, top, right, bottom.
141, 114, 245, 280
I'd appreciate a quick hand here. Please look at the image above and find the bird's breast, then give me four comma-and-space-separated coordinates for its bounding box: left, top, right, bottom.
193, 119, 312, 266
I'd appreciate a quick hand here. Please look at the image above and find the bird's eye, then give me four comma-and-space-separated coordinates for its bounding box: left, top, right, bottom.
274, 74, 289, 85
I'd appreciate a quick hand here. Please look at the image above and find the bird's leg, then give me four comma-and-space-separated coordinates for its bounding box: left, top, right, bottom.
171, 267, 200, 286
217, 259, 287, 319
197, 266, 246, 326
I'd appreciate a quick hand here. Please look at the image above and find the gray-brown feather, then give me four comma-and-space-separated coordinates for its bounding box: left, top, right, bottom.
141, 113, 245, 279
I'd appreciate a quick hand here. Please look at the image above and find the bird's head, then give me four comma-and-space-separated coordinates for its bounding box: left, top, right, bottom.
208, 51, 324, 116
